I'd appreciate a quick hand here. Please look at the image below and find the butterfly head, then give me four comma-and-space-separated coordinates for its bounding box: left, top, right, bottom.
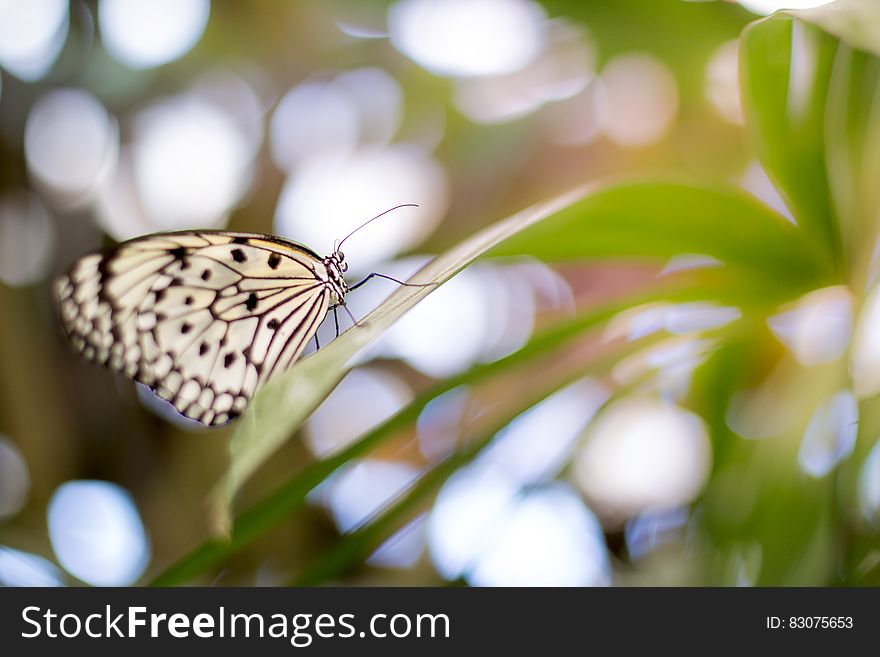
324, 204, 419, 304
323, 250, 349, 302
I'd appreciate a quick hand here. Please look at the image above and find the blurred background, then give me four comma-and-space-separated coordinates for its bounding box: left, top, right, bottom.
3, 0, 874, 587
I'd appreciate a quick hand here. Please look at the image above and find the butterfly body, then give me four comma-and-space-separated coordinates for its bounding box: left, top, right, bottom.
55, 231, 350, 426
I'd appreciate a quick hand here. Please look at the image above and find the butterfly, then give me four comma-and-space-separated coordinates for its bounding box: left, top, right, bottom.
54, 205, 420, 426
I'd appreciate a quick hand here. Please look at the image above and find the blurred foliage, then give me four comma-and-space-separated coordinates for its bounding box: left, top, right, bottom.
4, 0, 880, 588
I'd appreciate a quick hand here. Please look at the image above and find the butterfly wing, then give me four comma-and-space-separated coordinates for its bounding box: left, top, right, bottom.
54, 232, 334, 425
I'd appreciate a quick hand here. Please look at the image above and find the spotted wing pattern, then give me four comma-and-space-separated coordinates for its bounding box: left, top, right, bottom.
54, 232, 335, 425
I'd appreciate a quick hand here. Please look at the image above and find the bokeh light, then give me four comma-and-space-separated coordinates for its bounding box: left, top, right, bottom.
768, 286, 852, 366
468, 484, 610, 586
740, 160, 795, 221
99, 0, 210, 69
609, 302, 740, 342
131, 95, 254, 230
0, 191, 55, 287
348, 260, 517, 377
727, 373, 800, 441
574, 397, 711, 520
0, 436, 30, 519
428, 467, 610, 586
319, 460, 424, 569
0, 547, 64, 587
798, 390, 857, 477
477, 379, 609, 485
193, 69, 268, 156
851, 282, 880, 398
426, 382, 612, 585
48, 480, 150, 586
859, 438, 880, 523
274, 147, 447, 270
453, 20, 594, 125
606, 299, 731, 397
337, 68, 405, 146
25, 89, 118, 207
323, 460, 421, 533
93, 148, 153, 241
596, 53, 679, 147
0, 0, 69, 81
270, 81, 361, 172
389, 0, 546, 78
625, 507, 690, 561
705, 40, 743, 125
661, 253, 723, 275
377, 264, 494, 376
327, 258, 569, 378
612, 336, 717, 402
736, 0, 837, 15
417, 386, 470, 462
94, 70, 263, 240
541, 83, 603, 146
665, 303, 741, 334
270, 69, 403, 172
427, 465, 518, 580
369, 516, 426, 569
307, 368, 413, 457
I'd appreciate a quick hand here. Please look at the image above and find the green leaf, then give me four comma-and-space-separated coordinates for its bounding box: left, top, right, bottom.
743, 7, 880, 287
740, 16, 842, 275
489, 180, 833, 291
824, 44, 880, 284
206, 188, 589, 534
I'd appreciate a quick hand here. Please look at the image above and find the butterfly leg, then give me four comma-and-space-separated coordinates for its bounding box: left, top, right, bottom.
314, 331, 321, 351
333, 306, 340, 338
348, 272, 438, 292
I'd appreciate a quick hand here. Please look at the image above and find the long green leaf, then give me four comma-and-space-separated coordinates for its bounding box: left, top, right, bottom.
825, 43, 880, 284
489, 181, 833, 290
740, 16, 842, 275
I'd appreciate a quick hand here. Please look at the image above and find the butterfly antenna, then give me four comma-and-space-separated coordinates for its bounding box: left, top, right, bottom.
336, 204, 419, 252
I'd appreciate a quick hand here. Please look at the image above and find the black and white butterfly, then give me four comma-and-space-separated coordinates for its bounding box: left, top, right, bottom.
54, 206, 420, 426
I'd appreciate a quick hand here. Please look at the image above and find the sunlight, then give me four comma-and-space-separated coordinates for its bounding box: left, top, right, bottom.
0, 436, 29, 519
477, 379, 609, 485
736, 1, 837, 15
25, 89, 118, 207
468, 484, 610, 586
0, 192, 55, 287
798, 391, 858, 477
389, 0, 546, 77
132, 96, 253, 229
859, 439, 880, 522
705, 40, 744, 125
307, 368, 413, 457
596, 54, 679, 147
274, 147, 447, 270
0, 0, 68, 81
0, 547, 63, 587
574, 397, 711, 520
47, 480, 150, 586
99, 0, 210, 69
768, 286, 853, 366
